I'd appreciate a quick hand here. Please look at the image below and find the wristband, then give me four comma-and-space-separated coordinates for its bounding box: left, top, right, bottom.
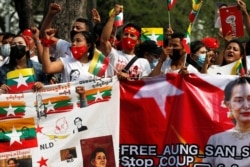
41, 38, 55, 47
35, 40, 41, 45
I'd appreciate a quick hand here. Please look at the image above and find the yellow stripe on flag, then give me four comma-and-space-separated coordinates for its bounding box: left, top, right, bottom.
88, 49, 101, 73
7, 68, 35, 79
0, 101, 25, 107
85, 86, 112, 96
142, 28, 163, 35
42, 96, 71, 104
0, 117, 35, 130
231, 59, 243, 75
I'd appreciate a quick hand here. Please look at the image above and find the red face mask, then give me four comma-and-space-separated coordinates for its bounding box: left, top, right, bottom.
70, 45, 88, 60
121, 37, 137, 50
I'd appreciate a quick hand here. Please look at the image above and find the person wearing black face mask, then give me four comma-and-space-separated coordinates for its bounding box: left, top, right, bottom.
0, 35, 47, 93
149, 32, 199, 77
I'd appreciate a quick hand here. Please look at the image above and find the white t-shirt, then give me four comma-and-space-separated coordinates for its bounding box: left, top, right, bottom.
161, 58, 199, 74
107, 48, 151, 80
30, 55, 39, 62
54, 39, 71, 59
203, 128, 250, 166
246, 56, 250, 75
60, 56, 95, 82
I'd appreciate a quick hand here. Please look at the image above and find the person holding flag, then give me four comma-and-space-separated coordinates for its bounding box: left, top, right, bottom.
100, 4, 151, 81
0, 35, 46, 93
202, 39, 247, 76
41, 28, 109, 82
149, 32, 199, 77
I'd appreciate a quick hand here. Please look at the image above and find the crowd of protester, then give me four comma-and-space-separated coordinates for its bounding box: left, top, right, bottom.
0, 0, 249, 93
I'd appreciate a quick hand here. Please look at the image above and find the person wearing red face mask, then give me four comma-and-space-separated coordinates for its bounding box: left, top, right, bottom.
41, 28, 97, 83
100, 4, 151, 80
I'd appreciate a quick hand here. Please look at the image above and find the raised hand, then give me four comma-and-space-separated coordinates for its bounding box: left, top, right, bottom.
92, 8, 101, 24
48, 3, 61, 15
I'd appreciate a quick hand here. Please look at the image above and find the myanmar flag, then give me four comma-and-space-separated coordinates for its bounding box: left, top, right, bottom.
167, 0, 177, 10
7, 68, 36, 93
88, 49, 109, 77
37, 95, 73, 114
109, 8, 124, 27
84, 86, 112, 106
141, 28, 163, 46
0, 117, 38, 152
231, 58, 246, 76
189, 0, 202, 23
0, 101, 26, 119
181, 23, 191, 54
114, 12, 123, 27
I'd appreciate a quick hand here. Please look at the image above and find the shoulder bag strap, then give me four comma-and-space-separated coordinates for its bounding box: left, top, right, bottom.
122, 56, 138, 73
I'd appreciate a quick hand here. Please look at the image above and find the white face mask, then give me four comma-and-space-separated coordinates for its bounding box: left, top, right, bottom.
0, 44, 10, 58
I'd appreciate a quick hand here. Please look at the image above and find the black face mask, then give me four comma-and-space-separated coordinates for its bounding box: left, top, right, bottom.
169, 49, 182, 61
10, 45, 26, 60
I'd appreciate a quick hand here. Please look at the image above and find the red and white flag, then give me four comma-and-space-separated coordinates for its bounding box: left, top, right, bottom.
120, 73, 235, 166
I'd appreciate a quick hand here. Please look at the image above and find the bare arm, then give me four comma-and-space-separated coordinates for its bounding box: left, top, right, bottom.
41, 28, 64, 74
100, 5, 122, 56
237, 0, 250, 36
31, 26, 43, 63
40, 3, 61, 44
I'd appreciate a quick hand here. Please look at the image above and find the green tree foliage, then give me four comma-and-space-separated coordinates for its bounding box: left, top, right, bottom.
1, 0, 249, 40
93, 0, 250, 40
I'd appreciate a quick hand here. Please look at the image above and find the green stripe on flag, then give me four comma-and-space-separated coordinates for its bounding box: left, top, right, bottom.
53, 100, 72, 109
86, 90, 112, 101
92, 55, 105, 75
4, 128, 36, 139
0, 106, 25, 113
7, 75, 36, 86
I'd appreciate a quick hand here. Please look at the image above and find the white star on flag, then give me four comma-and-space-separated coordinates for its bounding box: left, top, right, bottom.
134, 76, 183, 117
93, 90, 104, 101
6, 126, 22, 145
147, 31, 159, 42
46, 101, 55, 112
96, 61, 104, 69
13, 73, 29, 88
6, 104, 16, 117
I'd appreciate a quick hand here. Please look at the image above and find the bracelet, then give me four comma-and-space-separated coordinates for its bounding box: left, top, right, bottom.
35, 40, 41, 45
40, 38, 55, 47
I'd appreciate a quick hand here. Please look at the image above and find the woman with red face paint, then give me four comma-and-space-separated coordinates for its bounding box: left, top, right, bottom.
41, 28, 97, 83
100, 4, 151, 81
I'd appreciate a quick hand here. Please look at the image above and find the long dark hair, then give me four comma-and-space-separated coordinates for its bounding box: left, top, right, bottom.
224, 76, 250, 102
7, 35, 30, 69
90, 147, 107, 164
70, 31, 95, 61
186, 40, 206, 71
